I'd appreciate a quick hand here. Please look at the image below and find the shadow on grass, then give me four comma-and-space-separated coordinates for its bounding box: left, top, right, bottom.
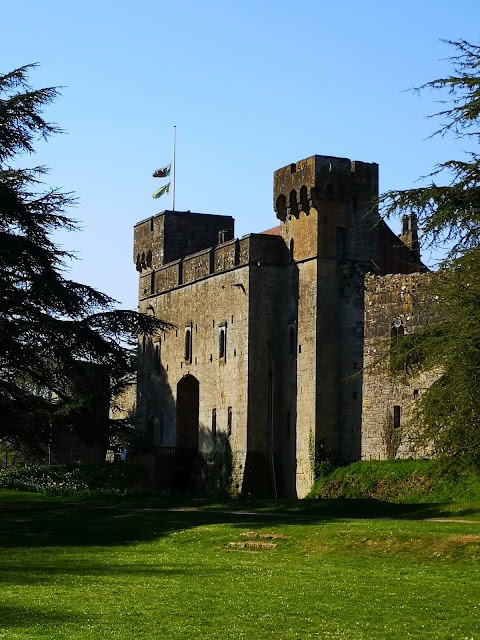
0, 603, 85, 628
0, 562, 228, 586
0, 494, 478, 550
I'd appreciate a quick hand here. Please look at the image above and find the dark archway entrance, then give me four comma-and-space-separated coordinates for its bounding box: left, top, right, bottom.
172, 374, 199, 490
176, 374, 199, 448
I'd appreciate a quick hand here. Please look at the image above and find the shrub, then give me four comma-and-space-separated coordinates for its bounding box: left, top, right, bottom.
0, 462, 139, 496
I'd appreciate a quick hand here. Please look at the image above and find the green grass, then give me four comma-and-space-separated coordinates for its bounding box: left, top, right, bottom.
309, 459, 480, 504
1, 492, 479, 639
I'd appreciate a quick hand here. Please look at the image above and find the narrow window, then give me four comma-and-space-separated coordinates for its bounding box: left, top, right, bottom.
391, 318, 405, 340
289, 238, 295, 261
390, 319, 405, 371
154, 342, 161, 371
288, 327, 296, 354
227, 407, 232, 437
393, 405, 401, 429
212, 408, 217, 438
150, 217, 154, 231
219, 326, 226, 360
184, 328, 192, 362
158, 414, 164, 443
413, 389, 419, 399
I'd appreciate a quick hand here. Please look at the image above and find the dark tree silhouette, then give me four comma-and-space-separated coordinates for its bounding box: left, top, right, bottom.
0, 64, 167, 454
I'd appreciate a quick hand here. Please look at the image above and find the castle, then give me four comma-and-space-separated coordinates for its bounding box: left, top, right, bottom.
133, 154, 437, 498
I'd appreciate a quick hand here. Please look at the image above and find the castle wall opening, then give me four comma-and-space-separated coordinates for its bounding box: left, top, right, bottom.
176, 374, 199, 449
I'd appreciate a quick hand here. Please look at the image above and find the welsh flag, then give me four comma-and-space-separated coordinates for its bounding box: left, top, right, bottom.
152, 182, 171, 199
153, 163, 171, 178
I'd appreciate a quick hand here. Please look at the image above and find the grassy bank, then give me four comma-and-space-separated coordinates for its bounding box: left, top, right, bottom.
308, 459, 480, 503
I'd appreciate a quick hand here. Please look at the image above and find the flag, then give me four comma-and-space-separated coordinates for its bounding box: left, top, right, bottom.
153, 163, 171, 178
152, 182, 171, 199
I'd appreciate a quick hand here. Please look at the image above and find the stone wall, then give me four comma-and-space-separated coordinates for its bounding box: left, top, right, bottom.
137, 262, 251, 494
362, 273, 441, 459
134, 210, 234, 271
133, 154, 435, 498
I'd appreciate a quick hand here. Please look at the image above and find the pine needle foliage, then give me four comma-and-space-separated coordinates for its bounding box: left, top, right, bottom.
381, 41, 480, 467
0, 65, 168, 455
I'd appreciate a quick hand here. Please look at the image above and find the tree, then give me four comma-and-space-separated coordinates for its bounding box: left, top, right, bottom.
0, 64, 167, 455
380, 40, 480, 467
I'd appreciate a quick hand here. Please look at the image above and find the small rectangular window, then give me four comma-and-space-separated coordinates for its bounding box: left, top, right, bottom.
154, 341, 161, 371
393, 405, 401, 429
219, 324, 227, 361
288, 327, 296, 354
184, 326, 192, 362
212, 408, 217, 438
159, 414, 164, 442
227, 407, 232, 437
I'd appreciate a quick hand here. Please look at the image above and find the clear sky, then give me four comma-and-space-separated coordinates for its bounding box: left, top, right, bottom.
2, 0, 479, 309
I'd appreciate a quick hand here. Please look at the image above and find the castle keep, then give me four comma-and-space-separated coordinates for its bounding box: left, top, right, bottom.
133, 154, 431, 497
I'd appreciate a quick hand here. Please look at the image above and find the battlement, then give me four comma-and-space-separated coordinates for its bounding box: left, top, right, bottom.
273, 154, 378, 222
134, 210, 234, 273
138, 232, 286, 299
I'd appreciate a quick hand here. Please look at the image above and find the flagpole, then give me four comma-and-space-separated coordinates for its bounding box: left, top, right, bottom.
172, 126, 176, 212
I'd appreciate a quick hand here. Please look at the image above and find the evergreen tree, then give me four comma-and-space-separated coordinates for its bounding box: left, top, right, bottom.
380, 40, 480, 466
0, 64, 166, 455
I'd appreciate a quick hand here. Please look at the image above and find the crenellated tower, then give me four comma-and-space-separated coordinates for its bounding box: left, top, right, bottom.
271, 156, 381, 494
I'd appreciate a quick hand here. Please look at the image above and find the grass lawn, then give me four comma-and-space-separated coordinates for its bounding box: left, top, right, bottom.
0, 492, 479, 639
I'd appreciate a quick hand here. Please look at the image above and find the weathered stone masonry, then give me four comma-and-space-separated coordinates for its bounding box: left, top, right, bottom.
133, 155, 432, 497
362, 273, 440, 460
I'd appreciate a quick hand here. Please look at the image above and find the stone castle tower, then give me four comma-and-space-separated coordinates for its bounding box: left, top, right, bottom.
133, 155, 425, 497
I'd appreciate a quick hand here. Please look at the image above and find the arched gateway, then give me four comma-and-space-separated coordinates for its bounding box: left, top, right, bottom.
172, 374, 199, 490
176, 374, 199, 449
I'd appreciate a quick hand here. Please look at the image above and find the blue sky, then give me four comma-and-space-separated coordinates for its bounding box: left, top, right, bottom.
2, 0, 479, 309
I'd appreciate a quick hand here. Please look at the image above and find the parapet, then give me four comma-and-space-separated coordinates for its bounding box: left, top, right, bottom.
273, 155, 378, 222
138, 232, 287, 300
